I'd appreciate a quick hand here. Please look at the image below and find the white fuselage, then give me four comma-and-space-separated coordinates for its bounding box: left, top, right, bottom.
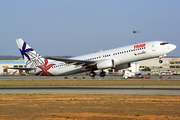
35, 41, 176, 76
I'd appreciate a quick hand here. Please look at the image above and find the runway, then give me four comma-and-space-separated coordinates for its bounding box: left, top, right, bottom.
1, 75, 180, 95
1, 86, 180, 95
1, 74, 180, 80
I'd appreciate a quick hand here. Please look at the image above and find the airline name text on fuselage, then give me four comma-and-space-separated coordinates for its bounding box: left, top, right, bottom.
134, 43, 146, 49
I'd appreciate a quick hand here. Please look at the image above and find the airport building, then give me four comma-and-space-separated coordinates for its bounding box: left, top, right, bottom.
0, 57, 180, 75
0, 60, 26, 75
125, 57, 180, 75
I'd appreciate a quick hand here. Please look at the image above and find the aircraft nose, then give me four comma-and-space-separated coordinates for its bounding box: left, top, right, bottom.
169, 44, 176, 51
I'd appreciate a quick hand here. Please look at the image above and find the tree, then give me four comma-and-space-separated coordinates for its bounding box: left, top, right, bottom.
142, 67, 151, 71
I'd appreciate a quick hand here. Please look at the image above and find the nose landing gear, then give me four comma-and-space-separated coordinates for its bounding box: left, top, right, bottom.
159, 54, 167, 63
159, 59, 163, 63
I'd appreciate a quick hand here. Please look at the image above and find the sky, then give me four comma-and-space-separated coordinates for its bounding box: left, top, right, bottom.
0, 0, 180, 57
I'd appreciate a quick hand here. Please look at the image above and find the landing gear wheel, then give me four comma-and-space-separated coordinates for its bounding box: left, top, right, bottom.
99, 72, 106, 77
89, 72, 96, 77
159, 60, 163, 63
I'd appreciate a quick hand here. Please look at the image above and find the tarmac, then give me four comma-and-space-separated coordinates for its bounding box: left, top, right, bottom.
0, 86, 180, 95
0, 75, 180, 95
0, 74, 180, 80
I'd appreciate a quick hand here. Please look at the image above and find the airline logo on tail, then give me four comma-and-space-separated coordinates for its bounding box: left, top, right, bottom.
17, 39, 44, 68
17, 39, 55, 76
19, 41, 33, 60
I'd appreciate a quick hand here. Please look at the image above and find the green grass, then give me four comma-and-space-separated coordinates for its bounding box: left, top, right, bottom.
0, 80, 180, 87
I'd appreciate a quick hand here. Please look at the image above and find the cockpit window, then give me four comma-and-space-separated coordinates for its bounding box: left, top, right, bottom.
160, 42, 168, 45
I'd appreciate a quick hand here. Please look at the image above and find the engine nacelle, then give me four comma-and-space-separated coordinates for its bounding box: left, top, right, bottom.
114, 63, 131, 70
97, 59, 115, 70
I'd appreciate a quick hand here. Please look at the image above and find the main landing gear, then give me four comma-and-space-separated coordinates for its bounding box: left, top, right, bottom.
89, 70, 106, 77
89, 71, 96, 77
99, 70, 106, 77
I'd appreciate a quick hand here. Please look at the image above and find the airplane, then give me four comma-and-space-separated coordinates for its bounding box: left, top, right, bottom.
122, 69, 149, 79
7, 38, 176, 78
109, 68, 149, 79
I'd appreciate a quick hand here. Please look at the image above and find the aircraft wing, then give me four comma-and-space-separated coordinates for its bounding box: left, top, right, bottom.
46, 57, 97, 66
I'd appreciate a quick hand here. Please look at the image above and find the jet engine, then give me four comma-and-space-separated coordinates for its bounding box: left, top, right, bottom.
96, 59, 115, 70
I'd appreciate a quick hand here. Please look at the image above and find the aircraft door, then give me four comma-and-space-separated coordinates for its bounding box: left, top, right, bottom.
167, 44, 169, 49
151, 43, 156, 51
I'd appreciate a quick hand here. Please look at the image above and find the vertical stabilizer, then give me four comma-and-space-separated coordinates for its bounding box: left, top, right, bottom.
16, 38, 45, 68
